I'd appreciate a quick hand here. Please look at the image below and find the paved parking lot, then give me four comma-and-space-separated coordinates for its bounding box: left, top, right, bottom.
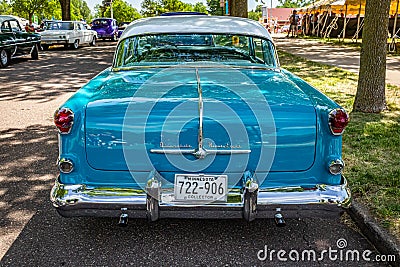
0, 42, 391, 266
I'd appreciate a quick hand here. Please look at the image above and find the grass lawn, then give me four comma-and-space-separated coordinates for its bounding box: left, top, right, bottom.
278, 51, 400, 240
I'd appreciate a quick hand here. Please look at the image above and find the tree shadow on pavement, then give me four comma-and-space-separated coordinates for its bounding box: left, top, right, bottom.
0, 44, 115, 103
0, 122, 386, 266
0, 125, 58, 256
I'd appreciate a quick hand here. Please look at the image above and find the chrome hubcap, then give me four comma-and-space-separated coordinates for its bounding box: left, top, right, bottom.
1, 50, 7, 65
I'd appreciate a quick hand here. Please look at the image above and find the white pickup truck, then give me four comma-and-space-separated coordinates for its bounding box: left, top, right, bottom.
40, 21, 97, 50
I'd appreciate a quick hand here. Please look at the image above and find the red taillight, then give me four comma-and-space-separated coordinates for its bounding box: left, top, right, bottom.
54, 108, 74, 134
329, 109, 349, 135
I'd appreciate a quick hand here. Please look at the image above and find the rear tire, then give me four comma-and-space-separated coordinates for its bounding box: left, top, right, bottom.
89, 36, 96, 46
71, 40, 79, 49
0, 49, 10, 68
388, 42, 397, 53
31, 44, 39, 60
111, 33, 117, 42
42, 44, 49, 51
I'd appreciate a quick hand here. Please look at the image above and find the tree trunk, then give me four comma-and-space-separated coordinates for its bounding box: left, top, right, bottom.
353, 0, 390, 113
59, 0, 71, 21
229, 0, 248, 18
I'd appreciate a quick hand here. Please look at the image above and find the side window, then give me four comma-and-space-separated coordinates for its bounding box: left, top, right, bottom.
262, 40, 277, 67
1, 21, 11, 33
254, 38, 264, 62
9, 20, 21, 32
253, 38, 277, 67
79, 23, 85, 30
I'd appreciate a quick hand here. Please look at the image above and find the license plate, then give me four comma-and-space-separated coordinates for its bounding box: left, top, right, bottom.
174, 174, 227, 202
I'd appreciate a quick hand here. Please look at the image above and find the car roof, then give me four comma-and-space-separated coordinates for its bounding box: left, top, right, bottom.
160, 12, 207, 16
0, 15, 17, 23
92, 18, 115, 21
121, 15, 272, 40
49, 21, 81, 23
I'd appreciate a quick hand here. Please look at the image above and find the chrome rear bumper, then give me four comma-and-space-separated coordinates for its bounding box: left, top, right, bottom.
50, 176, 351, 220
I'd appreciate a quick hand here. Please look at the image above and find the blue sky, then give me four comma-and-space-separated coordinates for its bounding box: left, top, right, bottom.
86, 0, 280, 13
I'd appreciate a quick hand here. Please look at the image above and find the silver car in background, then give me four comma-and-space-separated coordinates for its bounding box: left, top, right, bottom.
40, 21, 97, 50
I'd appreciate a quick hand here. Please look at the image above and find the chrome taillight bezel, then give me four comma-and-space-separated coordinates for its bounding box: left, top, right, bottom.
58, 158, 74, 173
328, 159, 344, 175
54, 107, 74, 134
328, 108, 349, 136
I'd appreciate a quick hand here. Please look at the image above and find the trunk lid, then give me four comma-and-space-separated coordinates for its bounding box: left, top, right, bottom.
85, 68, 316, 173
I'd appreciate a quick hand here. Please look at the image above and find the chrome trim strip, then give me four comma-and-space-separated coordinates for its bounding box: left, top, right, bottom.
51, 176, 351, 218
150, 149, 196, 154
149, 149, 251, 155
112, 65, 278, 72
194, 68, 206, 159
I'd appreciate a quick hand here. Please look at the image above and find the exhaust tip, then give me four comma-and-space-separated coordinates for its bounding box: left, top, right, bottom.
118, 208, 128, 227
274, 208, 286, 227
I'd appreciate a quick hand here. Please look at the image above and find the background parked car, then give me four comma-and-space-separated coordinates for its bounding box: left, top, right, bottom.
281, 25, 290, 33
117, 21, 130, 39
0, 15, 40, 67
40, 21, 97, 50
91, 18, 118, 41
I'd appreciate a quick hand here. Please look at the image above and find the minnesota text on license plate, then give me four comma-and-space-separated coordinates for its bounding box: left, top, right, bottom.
174, 174, 228, 202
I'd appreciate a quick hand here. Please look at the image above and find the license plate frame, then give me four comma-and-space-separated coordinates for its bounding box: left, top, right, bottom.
174, 174, 228, 202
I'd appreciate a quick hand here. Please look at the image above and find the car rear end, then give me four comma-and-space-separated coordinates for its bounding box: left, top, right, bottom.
50, 16, 351, 223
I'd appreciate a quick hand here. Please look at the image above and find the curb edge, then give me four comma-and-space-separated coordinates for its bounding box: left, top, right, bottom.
347, 200, 400, 265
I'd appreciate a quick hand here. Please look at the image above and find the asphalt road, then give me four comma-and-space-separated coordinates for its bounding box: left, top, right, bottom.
0, 42, 391, 266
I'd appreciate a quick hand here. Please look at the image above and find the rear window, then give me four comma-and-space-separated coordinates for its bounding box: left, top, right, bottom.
114, 33, 278, 69
92, 19, 111, 27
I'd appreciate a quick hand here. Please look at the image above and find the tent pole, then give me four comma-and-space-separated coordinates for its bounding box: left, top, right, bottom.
305, 10, 309, 35
321, 7, 330, 38
392, 0, 400, 39
356, 0, 362, 42
316, 6, 322, 37
342, 3, 348, 42
312, 2, 316, 35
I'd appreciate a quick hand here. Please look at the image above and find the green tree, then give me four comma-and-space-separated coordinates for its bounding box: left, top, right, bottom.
11, 0, 48, 23
42, 0, 62, 20
353, 0, 391, 113
71, 0, 91, 21
277, 0, 311, 8
248, 4, 262, 21
40, 0, 90, 22
0, 0, 12, 14
141, 0, 162, 16
207, 0, 223, 16
193, 2, 207, 13
97, 0, 141, 22
248, 11, 261, 21
141, 0, 207, 17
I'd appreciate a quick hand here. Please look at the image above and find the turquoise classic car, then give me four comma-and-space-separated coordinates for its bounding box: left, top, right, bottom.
0, 15, 40, 67
51, 15, 351, 225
